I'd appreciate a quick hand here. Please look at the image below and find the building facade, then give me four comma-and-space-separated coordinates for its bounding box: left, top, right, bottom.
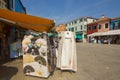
0, 0, 26, 60
66, 17, 97, 41
0, 0, 8, 9
97, 17, 111, 32
87, 16, 111, 35
8, 0, 26, 13
110, 17, 120, 30
87, 22, 98, 35
87, 16, 120, 44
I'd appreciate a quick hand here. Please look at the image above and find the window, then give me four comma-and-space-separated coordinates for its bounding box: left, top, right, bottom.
84, 18, 87, 22
68, 29, 71, 31
75, 27, 77, 31
105, 23, 108, 28
87, 26, 91, 31
84, 26, 86, 29
114, 22, 119, 29
93, 26, 96, 30
74, 20, 77, 24
113, 22, 120, 29
80, 18, 83, 22
68, 29, 70, 31
118, 22, 120, 29
113, 23, 115, 29
98, 25, 101, 29
71, 28, 74, 31
80, 25, 83, 30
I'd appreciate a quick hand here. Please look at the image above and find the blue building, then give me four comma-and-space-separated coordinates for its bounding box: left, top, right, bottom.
0, 0, 26, 59
7, 0, 26, 58
8, 0, 26, 13
110, 17, 120, 30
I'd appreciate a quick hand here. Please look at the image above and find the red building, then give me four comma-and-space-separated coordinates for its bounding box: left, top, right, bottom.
87, 22, 98, 35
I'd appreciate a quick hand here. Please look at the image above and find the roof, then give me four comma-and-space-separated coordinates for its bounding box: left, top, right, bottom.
87, 22, 98, 25
0, 8, 54, 32
111, 16, 120, 21
97, 17, 111, 22
87, 17, 111, 26
66, 16, 98, 24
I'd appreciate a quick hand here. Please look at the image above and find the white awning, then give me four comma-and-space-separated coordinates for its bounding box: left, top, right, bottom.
87, 32, 104, 37
88, 29, 120, 37
103, 29, 120, 36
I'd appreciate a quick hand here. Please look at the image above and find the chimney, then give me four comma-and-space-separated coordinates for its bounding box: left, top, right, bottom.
101, 15, 105, 18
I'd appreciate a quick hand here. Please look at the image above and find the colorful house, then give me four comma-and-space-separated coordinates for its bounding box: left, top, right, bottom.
97, 16, 111, 32
110, 17, 120, 30
87, 22, 98, 35
87, 16, 111, 35
8, 0, 26, 13
3, 0, 26, 58
87, 16, 120, 44
66, 17, 97, 41
55, 24, 66, 32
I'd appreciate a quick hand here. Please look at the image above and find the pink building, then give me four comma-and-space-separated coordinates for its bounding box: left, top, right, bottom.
97, 16, 111, 32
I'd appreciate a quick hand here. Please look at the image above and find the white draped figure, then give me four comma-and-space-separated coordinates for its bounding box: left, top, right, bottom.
57, 31, 77, 72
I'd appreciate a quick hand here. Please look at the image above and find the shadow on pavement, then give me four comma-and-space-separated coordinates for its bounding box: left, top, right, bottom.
0, 58, 14, 65
0, 65, 18, 80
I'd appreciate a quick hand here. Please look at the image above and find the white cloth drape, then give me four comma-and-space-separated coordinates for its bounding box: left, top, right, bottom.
57, 31, 77, 72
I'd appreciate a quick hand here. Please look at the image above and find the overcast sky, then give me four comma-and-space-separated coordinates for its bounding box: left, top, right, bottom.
21, 0, 120, 25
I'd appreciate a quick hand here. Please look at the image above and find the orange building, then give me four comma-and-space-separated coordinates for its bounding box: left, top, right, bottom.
55, 24, 66, 32
97, 16, 111, 32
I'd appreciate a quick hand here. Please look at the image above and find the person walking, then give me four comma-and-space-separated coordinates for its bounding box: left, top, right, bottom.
108, 37, 112, 45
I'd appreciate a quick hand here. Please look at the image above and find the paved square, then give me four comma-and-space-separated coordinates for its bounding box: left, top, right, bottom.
0, 43, 120, 80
